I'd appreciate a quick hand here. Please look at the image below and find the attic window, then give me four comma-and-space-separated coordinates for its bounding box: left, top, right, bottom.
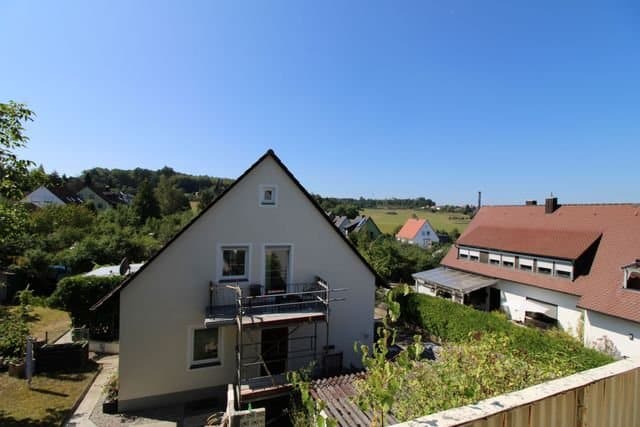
259, 185, 277, 207
627, 272, 640, 291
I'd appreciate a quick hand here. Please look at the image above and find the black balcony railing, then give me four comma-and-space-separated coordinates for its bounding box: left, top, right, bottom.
205, 280, 329, 319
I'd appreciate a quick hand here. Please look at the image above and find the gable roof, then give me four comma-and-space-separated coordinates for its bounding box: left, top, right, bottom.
441, 203, 640, 322
44, 185, 84, 204
92, 150, 382, 310
396, 218, 428, 240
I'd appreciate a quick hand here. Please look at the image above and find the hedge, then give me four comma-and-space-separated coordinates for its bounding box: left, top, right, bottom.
398, 293, 613, 371
48, 275, 122, 341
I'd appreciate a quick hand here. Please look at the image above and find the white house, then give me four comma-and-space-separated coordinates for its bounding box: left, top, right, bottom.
91, 150, 377, 411
413, 198, 640, 359
396, 218, 439, 248
22, 185, 83, 208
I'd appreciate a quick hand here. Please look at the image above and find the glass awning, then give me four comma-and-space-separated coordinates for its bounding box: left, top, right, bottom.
412, 267, 498, 294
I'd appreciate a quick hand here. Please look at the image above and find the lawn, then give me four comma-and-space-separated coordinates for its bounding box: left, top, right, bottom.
10, 306, 71, 343
0, 364, 98, 427
362, 208, 471, 234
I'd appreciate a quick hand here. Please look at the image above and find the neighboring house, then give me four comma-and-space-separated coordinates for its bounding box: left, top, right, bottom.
77, 186, 114, 211
91, 150, 377, 411
412, 197, 640, 358
77, 186, 134, 210
333, 215, 351, 233
396, 218, 439, 248
84, 263, 144, 277
22, 185, 84, 208
332, 215, 382, 240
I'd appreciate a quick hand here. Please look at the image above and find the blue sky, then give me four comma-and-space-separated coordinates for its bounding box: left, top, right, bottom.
1, 1, 639, 205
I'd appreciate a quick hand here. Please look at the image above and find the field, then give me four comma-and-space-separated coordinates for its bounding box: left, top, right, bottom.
362, 208, 470, 234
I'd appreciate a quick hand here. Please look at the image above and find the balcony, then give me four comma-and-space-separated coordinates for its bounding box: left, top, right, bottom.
204, 280, 329, 328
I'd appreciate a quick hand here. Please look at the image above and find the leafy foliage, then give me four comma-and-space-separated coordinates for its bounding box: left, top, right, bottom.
0, 101, 35, 265
0, 306, 29, 359
351, 234, 448, 283
398, 293, 613, 371
354, 285, 421, 426
154, 175, 189, 215
288, 366, 337, 427
352, 292, 613, 423
48, 275, 121, 328
132, 180, 160, 223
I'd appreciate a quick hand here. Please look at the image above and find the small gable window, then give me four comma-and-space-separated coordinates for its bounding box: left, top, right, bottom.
628, 273, 640, 290
622, 260, 640, 291
259, 185, 277, 207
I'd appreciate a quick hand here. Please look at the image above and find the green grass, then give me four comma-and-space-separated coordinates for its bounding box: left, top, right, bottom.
9, 306, 71, 343
362, 208, 471, 234
0, 364, 98, 427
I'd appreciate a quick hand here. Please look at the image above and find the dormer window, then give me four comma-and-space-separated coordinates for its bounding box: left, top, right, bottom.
259, 185, 277, 207
623, 260, 640, 291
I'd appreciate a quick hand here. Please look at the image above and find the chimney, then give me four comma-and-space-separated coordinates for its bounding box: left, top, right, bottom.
525, 200, 537, 206
477, 191, 482, 210
545, 197, 559, 214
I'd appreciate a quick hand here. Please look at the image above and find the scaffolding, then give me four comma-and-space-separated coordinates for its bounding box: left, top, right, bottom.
206, 277, 345, 405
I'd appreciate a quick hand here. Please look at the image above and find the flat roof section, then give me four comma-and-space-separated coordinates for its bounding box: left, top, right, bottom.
412, 267, 498, 294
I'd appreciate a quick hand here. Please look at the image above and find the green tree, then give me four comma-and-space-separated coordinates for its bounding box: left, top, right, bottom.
132, 179, 160, 223
154, 175, 189, 215
0, 101, 35, 265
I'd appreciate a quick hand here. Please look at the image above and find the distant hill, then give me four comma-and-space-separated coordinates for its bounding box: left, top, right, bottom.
79, 166, 234, 196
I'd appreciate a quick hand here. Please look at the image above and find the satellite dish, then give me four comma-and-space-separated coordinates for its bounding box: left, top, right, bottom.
119, 257, 130, 276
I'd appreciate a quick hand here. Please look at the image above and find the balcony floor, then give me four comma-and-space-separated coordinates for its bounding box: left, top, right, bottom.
204, 311, 325, 328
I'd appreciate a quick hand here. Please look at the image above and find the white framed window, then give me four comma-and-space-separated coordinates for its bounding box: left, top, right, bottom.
218, 245, 250, 281
188, 326, 221, 369
469, 250, 480, 261
537, 260, 553, 275
259, 184, 277, 207
459, 248, 469, 259
489, 253, 501, 265
264, 244, 293, 294
502, 255, 515, 268
555, 263, 573, 279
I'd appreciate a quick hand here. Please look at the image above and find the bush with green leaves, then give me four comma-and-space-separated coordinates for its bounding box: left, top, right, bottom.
398, 293, 613, 371
48, 275, 121, 328
0, 306, 29, 360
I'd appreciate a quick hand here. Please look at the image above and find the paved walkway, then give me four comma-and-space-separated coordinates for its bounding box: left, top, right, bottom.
66, 355, 119, 427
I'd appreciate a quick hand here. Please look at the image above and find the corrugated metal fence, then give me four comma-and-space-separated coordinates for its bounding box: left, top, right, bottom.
393, 358, 640, 427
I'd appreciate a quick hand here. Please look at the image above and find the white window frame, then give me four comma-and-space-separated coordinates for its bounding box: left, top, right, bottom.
537, 260, 553, 275
262, 243, 294, 293
187, 326, 222, 370
217, 244, 251, 282
259, 184, 278, 207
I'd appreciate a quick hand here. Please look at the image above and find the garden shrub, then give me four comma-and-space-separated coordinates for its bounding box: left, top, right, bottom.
0, 306, 29, 359
398, 293, 612, 372
48, 275, 122, 340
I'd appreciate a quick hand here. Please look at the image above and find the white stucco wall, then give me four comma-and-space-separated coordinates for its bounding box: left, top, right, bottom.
584, 310, 640, 359
493, 280, 582, 336
23, 186, 64, 207
118, 156, 375, 409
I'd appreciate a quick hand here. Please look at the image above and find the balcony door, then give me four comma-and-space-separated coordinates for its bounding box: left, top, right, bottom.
264, 245, 290, 294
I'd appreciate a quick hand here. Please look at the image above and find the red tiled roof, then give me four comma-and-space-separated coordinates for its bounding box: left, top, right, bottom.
396, 218, 427, 240
458, 226, 601, 260
441, 204, 640, 323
